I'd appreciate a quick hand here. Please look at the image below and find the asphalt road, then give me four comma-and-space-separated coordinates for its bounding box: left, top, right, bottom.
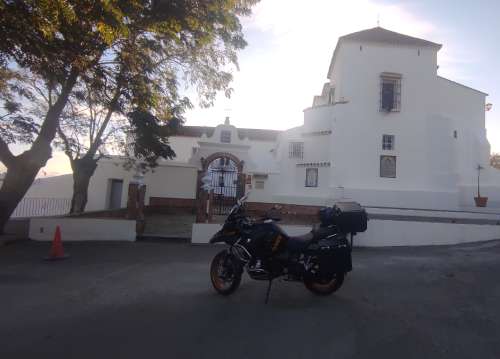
1, 239, 500, 359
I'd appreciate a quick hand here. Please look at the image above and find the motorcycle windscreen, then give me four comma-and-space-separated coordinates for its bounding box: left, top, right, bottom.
209, 228, 240, 244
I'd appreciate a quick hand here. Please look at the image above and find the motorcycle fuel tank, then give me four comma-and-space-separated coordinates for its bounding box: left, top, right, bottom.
246, 221, 288, 256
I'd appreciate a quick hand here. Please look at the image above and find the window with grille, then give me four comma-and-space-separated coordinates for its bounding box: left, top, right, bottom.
289, 142, 304, 159
380, 73, 401, 112
305, 168, 318, 187
380, 156, 396, 178
255, 180, 265, 189
382, 134, 395, 150
220, 130, 231, 143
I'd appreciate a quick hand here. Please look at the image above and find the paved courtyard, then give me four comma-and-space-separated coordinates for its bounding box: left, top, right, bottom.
1, 239, 500, 358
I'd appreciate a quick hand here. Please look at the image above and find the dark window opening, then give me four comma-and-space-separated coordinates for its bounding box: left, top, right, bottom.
108, 179, 123, 209
328, 87, 335, 104
382, 82, 395, 110
289, 142, 304, 159
305, 168, 318, 187
220, 130, 231, 143
380, 73, 401, 112
382, 134, 395, 150
380, 156, 396, 178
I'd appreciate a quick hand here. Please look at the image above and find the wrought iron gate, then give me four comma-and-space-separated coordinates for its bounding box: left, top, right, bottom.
208, 158, 240, 215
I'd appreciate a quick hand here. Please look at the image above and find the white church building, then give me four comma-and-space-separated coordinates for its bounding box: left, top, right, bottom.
15, 27, 500, 217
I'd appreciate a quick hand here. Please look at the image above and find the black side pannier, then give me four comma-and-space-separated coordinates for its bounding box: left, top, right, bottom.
306, 235, 352, 273
319, 202, 367, 234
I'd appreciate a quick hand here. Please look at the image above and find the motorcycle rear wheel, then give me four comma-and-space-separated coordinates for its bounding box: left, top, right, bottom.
304, 272, 345, 295
210, 250, 242, 295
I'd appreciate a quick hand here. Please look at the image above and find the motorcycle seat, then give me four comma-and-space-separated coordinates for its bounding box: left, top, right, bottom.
287, 231, 314, 252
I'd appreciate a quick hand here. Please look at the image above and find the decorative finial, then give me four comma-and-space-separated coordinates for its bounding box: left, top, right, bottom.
224, 116, 230, 125
377, 14, 380, 27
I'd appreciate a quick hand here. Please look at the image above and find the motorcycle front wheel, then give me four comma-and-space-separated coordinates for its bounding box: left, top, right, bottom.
210, 250, 242, 295
304, 272, 345, 295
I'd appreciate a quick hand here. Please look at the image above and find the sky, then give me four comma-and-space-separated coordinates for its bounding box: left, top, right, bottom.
4, 0, 499, 176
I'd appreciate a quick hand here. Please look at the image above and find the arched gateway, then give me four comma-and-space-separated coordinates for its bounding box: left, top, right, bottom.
196, 152, 245, 222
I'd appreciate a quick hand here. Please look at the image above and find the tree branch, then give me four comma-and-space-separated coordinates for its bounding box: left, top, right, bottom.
56, 125, 74, 162
0, 135, 16, 168
32, 67, 79, 152
87, 84, 122, 156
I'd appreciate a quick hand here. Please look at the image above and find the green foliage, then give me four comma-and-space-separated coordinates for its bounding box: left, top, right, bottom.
0, 0, 142, 82
126, 109, 179, 168
51, 0, 259, 169
0, 67, 39, 144
1, 0, 259, 170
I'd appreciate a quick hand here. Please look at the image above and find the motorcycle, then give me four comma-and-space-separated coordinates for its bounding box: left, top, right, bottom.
209, 194, 367, 302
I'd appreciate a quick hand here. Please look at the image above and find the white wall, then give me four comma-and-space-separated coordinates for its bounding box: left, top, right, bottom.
168, 136, 200, 163
269, 37, 495, 210
435, 77, 489, 186
332, 42, 438, 191
23, 174, 73, 199
30, 218, 136, 241
355, 219, 500, 247
145, 164, 198, 201
85, 159, 134, 211
87, 159, 198, 211
192, 219, 500, 247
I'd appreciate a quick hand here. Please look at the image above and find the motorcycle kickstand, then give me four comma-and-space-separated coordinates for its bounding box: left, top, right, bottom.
265, 278, 274, 304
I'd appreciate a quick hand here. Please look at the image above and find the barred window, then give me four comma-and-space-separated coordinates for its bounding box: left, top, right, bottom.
382, 134, 395, 150
305, 168, 318, 187
380, 73, 401, 112
255, 180, 265, 189
380, 155, 396, 178
220, 130, 231, 143
289, 142, 304, 159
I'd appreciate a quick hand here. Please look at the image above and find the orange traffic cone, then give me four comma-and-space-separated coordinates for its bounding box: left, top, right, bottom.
45, 226, 69, 260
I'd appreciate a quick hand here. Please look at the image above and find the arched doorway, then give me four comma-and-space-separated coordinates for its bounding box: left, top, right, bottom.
207, 157, 239, 215
197, 153, 245, 222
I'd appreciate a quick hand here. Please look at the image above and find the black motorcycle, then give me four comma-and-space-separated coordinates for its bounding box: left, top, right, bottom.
209, 195, 367, 301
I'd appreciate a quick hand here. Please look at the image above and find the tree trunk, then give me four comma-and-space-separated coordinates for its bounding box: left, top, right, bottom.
69, 156, 99, 214
0, 69, 79, 234
0, 153, 46, 234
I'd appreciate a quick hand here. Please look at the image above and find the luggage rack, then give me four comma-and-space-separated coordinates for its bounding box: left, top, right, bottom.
319, 201, 368, 248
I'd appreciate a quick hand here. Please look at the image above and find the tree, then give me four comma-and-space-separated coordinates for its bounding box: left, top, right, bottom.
57, 0, 257, 214
55, 80, 130, 214
490, 153, 500, 170
0, 1, 144, 232
0, 1, 258, 231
